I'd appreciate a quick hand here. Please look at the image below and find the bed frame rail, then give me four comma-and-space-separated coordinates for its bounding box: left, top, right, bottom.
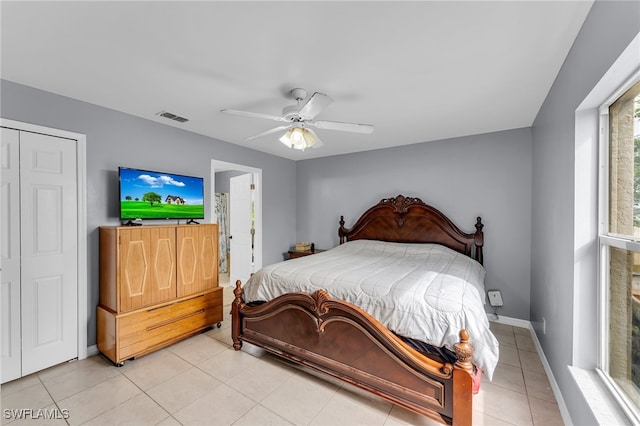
231, 281, 474, 426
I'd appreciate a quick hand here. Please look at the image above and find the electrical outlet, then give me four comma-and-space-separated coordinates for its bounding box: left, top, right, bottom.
487, 290, 504, 307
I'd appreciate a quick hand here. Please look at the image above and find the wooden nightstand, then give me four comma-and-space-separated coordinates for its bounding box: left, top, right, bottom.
288, 248, 326, 259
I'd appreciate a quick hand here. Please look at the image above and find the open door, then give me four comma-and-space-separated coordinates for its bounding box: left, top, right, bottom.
229, 173, 254, 286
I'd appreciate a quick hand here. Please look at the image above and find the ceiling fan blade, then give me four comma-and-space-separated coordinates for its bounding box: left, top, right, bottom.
245, 125, 292, 141
220, 108, 287, 122
297, 92, 333, 120
310, 120, 374, 134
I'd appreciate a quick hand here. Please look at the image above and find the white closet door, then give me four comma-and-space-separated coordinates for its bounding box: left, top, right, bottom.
19, 131, 78, 376
1, 128, 22, 383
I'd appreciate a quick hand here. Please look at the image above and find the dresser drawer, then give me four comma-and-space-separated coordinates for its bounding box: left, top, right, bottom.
98, 288, 223, 364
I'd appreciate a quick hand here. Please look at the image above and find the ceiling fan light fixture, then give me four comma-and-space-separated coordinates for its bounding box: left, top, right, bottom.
279, 126, 318, 150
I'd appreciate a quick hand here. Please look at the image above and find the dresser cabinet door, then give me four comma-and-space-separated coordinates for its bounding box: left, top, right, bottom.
119, 226, 177, 312
176, 225, 218, 297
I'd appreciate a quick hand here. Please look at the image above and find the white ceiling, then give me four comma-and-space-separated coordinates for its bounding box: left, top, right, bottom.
1, 1, 593, 160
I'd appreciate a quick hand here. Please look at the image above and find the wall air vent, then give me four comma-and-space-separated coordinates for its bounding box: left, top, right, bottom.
156, 111, 189, 123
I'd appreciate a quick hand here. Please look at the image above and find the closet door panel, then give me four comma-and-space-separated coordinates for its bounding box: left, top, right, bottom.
19, 131, 78, 376
1, 128, 22, 383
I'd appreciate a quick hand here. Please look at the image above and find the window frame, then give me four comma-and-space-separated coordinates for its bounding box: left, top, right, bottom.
598, 69, 640, 424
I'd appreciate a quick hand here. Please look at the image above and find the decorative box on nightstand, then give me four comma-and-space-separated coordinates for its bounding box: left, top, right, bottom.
288, 247, 325, 259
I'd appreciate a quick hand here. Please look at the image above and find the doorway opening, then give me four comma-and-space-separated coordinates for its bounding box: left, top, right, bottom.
211, 160, 262, 287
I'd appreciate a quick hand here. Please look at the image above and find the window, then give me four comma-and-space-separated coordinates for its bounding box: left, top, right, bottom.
600, 77, 640, 421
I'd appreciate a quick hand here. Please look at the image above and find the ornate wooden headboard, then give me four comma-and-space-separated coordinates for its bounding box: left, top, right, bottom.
338, 195, 484, 264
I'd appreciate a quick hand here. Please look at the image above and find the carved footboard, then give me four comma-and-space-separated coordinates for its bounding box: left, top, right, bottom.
231, 281, 474, 426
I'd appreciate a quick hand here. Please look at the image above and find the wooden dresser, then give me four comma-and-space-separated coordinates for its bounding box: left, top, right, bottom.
97, 224, 223, 365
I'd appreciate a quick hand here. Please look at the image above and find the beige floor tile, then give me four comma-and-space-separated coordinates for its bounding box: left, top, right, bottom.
471, 409, 518, 425
234, 404, 295, 426
385, 405, 445, 425
172, 383, 255, 426
58, 375, 141, 426
156, 416, 181, 426
523, 368, 556, 403
38, 356, 121, 401
474, 381, 533, 425
81, 393, 170, 425
226, 354, 296, 402
529, 396, 564, 426
260, 371, 340, 425
489, 322, 514, 335
515, 333, 537, 351
118, 349, 191, 391
0, 375, 41, 397
166, 333, 228, 365
310, 386, 392, 426
492, 330, 516, 348
211, 332, 235, 347
146, 367, 222, 414
1, 382, 54, 412
519, 349, 545, 374
513, 325, 531, 335
197, 347, 261, 383
204, 321, 232, 343
499, 344, 521, 368
36, 359, 88, 382
491, 362, 526, 393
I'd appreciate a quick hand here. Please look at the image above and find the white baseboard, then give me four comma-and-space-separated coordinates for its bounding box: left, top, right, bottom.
488, 313, 530, 329
528, 325, 573, 425
489, 314, 572, 425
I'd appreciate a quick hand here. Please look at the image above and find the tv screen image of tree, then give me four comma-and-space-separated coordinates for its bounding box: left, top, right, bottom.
120, 168, 204, 220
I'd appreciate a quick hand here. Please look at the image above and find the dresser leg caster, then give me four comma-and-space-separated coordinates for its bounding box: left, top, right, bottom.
216, 322, 222, 328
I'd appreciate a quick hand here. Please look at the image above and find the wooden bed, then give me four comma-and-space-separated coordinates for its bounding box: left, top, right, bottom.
231, 195, 485, 426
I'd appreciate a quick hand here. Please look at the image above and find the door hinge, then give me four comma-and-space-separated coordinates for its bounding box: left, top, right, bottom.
250, 183, 255, 190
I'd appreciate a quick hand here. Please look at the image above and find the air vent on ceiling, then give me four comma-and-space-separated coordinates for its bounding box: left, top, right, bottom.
156, 111, 189, 123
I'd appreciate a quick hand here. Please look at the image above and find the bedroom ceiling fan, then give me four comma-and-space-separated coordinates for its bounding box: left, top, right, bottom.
220, 88, 374, 150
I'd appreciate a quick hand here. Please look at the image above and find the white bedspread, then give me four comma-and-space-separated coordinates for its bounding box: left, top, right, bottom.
242, 240, 499, 380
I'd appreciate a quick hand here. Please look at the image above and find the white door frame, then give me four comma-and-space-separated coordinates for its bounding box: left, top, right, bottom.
211, 160, 262, 279
1, 118, 88, 363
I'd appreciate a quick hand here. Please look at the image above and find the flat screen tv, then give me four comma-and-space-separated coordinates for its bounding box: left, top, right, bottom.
119, 167, 204, 221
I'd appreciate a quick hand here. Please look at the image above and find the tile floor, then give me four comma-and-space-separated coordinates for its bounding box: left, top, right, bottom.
1, 278, 564, 426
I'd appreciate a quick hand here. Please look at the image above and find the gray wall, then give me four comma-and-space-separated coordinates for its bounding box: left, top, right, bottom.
531, 1, 640, 425
295, 127, 533, 320
214, 170, 248, 193
0, 79, 297, 347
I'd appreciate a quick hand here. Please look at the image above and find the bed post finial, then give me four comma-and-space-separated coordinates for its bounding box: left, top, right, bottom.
339, 215, 346, 244
453, 329, 474, 375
